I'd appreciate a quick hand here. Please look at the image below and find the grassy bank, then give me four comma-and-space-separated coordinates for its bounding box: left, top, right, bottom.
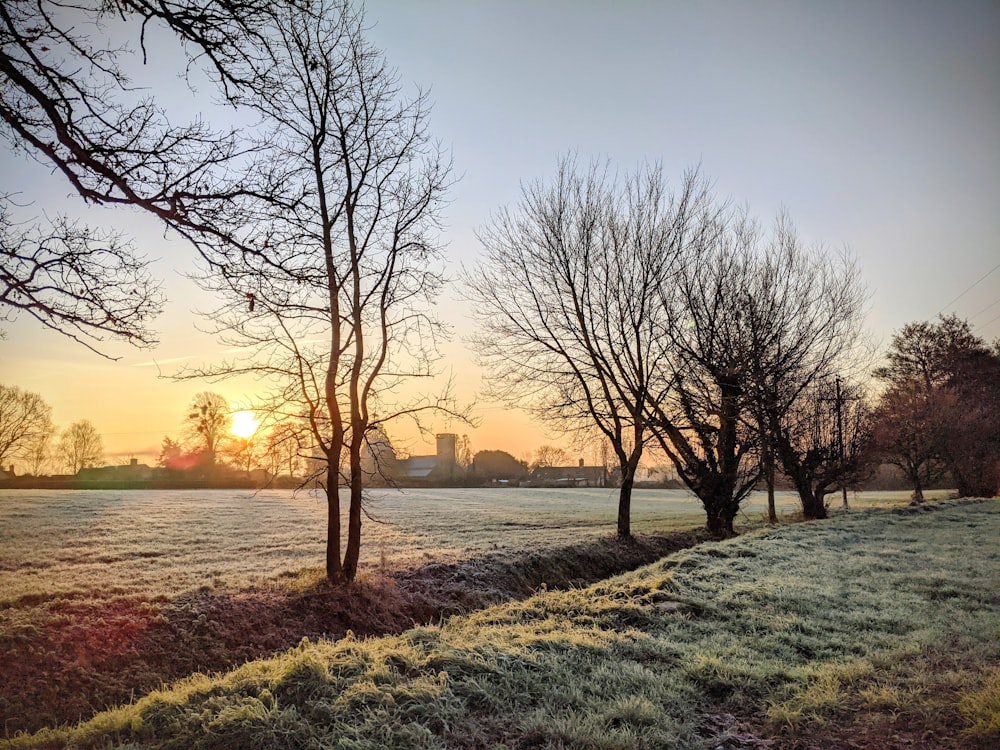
12, 499, 998, 749
0, 530, 706, 735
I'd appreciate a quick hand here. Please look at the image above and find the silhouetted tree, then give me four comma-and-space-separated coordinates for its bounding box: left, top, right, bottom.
183, 392, 230, 466
771, 377, 872, 517
471, 450, 527, 482
0, 383, 54, 472
178, 0, 460, 582
1, 0, 282, 350
264, 422, 307, 480
644, 209, 764, 536
57, 419, 103, 474
737, 221, 870, 519
223, 435, 264, 477
468, 158, 710, 537
531, 445, 571, 471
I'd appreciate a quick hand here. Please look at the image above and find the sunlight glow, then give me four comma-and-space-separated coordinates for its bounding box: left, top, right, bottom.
230, 410, 260, 439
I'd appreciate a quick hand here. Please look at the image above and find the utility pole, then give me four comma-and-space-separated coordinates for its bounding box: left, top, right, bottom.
835, 377, 848, 509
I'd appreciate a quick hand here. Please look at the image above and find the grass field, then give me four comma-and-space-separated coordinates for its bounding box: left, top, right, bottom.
0, 487, 942, 603
4, 494, 996, 749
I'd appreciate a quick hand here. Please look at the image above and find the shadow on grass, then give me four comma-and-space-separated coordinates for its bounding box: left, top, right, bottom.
1, 529, 707, 735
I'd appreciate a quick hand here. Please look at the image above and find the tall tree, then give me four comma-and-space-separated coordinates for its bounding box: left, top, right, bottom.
183, 391, 230, 466
180, 0, 456, 581
740, 222, 869, 519
873, 315, 1000, 499
57, 419, 103, 474
468, 159, 709, 537
0, 383, 54, 471
644, 209, 764, 536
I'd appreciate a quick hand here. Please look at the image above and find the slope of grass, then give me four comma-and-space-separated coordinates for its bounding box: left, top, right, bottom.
0, 529, 705, 735
13, 498, 998, 749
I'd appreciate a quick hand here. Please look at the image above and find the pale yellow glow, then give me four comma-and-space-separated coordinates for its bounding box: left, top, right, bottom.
230, 410, 260, 439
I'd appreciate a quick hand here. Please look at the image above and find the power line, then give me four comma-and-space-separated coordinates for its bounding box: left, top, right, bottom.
977, 311, 1000, 333
938, 261, 1000, 315
970, 297, 1000, 321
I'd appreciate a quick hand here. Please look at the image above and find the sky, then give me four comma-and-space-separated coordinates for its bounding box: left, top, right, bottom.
2, 0, 998, 468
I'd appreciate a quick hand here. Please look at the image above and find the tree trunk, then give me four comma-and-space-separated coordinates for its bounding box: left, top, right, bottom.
342, 441, 364, 581
799, 484, 828, 520
326, 466, 344, 581
704, 497, 736, 537
617, 475, 633, 538
764, 451, 777, 524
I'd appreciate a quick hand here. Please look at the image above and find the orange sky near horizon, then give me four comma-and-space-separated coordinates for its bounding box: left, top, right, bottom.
1, 290, 560, 470
2, 2, 998, 474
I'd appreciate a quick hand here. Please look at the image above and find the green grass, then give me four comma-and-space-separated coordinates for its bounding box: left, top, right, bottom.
12, 498, 997, 749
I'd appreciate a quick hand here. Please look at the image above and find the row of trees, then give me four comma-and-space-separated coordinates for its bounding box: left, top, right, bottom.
0, 384, 104, 474
467, 160, 870, 536
468, 160, 1000, 534
871, 316, 1000, 501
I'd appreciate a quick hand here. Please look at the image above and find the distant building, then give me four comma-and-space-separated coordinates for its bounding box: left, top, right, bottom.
530, 458, 606, 488
395, 432, 460, 481
77, 458, 156, 481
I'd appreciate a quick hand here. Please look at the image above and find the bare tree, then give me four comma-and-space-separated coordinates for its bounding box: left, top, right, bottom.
741, 224, 869, 519
531, 445, 571, 471
0, 383, 54, 471
771, 377, 873, 515
645, 209, 764, 536
177, 0, 458, 582
21, 428, 52, 475
264, 421, 307, 480
0, 203, 164, 353
468, 159, 708, 537
223, 435, 265, 477
183, 391, 230, 466
57, 419, 103, 473
1, 0, 283, 349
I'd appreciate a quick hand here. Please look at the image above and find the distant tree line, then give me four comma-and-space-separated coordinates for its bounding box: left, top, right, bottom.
0, 383, 104, 475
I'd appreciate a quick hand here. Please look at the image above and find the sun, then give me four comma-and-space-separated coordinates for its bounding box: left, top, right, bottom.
230, 410, 260, 439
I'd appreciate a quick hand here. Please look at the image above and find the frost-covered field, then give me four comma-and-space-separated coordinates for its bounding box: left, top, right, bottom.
0, 487, 937, 602
13, 497, 997, 750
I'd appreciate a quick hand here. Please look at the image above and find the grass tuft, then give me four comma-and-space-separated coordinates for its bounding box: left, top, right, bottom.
961, 668, 1000, 741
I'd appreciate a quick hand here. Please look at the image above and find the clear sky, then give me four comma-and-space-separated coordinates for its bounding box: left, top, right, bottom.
2, 0, 998, 467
